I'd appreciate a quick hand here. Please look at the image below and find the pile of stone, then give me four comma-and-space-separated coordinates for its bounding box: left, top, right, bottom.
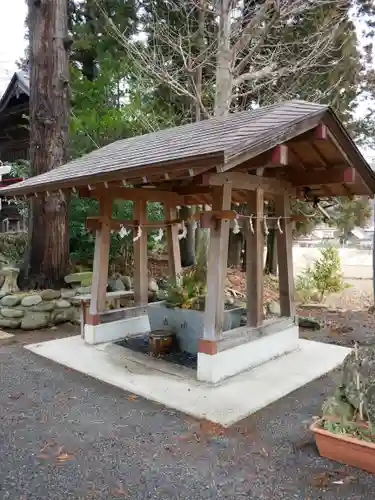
0, 289, 78, 330
0, 270, 93, 330
0, 270, 168, 330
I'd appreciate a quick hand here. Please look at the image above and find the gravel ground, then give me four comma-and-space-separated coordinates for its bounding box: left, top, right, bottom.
321, 279, 374, 310
0, 325, 375, 499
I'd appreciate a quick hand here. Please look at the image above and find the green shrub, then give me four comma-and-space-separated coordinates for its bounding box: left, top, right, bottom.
296, 246, 345, 302
165, 241, 207, 310
0, 233, 28, 266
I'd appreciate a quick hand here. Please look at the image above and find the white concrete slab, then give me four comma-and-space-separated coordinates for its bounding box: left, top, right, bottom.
198, 324, 299, 383
0, 330, 14, 340
84, 315, 150, 344
25, 336, 350, 427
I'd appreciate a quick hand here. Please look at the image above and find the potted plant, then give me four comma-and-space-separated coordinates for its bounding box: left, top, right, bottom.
148, 254, 243, 354
311, 342, 375, 474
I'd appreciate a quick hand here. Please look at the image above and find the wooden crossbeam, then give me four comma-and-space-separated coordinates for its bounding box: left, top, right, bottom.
202, 172, 295, 195
271, 145, 288, 165
85, 216, 183, 232
314, 123, 328, 140
290, 167, 355, 186
79, 186, 184, 205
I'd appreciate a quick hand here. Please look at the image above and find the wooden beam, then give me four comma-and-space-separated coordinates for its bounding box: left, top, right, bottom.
164, 204, 182, 278
89, 197, 113, 315
246, 188, 264, 327
290, 167, 355, 186
85, 216, 185, 232
314, 123, 328, 140
271, 145, 288, 165
202, 172, 295, 195
90, 187, 184, 205
133, 199, 148, 306
275, 194, 295, 318
203, 182, 232, 341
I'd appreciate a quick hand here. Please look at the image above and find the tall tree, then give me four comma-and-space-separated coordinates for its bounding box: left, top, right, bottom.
94, 0, 373, 272
27, 0, 70, 287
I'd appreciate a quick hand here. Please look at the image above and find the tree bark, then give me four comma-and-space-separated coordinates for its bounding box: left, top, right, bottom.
28, 0, 70, 288
214, 0, 233, 117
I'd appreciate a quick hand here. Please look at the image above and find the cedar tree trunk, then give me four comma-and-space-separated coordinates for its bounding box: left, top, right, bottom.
28, 0, 70, 288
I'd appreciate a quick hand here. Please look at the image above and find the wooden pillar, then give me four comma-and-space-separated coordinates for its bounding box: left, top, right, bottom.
133, 199, 148, 306
203, 183, 232, 341
275, 193, 295, 318
246, 188, 264, 327
165, 204, 182, 278
89, 197, 112, 315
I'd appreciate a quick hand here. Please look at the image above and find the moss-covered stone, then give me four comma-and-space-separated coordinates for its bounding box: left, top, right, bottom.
0, 307, 24, 319
40, 289, 61, 301
55, 299, 71, 309
0, 317, 21, 328
21, 295, 42, 307
0, 295, 21, 307
20, 311, 50, 330
52, 307, 74, 324
30, 301, 56, 312
61, 289, 76, 299
64, 272, 93, 286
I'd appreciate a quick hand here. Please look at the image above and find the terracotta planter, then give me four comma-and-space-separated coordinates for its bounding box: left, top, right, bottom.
311, 419, 375, 474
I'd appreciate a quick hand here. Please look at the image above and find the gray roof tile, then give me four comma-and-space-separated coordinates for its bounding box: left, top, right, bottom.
1, 99, 372, 195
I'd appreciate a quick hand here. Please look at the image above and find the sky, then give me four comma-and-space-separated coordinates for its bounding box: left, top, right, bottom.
0, 1, 374, 162
0, 0, 27, 94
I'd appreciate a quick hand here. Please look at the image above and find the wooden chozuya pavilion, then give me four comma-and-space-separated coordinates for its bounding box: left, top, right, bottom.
1, 100, 375, 383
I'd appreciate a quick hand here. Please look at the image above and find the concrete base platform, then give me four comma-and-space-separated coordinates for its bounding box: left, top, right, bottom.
25, 336, 350, 427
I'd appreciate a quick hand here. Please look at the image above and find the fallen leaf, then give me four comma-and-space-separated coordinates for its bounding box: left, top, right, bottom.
8, 392, 23, 400
312, 472, 330, 488
112, 484, 127, 496
199, 420, 225, 436
56, 452, 74, 462
127, 394, 138, 401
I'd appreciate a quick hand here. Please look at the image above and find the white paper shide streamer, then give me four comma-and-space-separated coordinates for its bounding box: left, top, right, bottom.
232, 218, 240, 234
133, 225, 142, 242
119, 225, 129, 239
153, 227, 164, 242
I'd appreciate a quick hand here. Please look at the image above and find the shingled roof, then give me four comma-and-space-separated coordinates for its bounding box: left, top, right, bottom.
1, 99, 374, 196
0, 71, 30, 113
